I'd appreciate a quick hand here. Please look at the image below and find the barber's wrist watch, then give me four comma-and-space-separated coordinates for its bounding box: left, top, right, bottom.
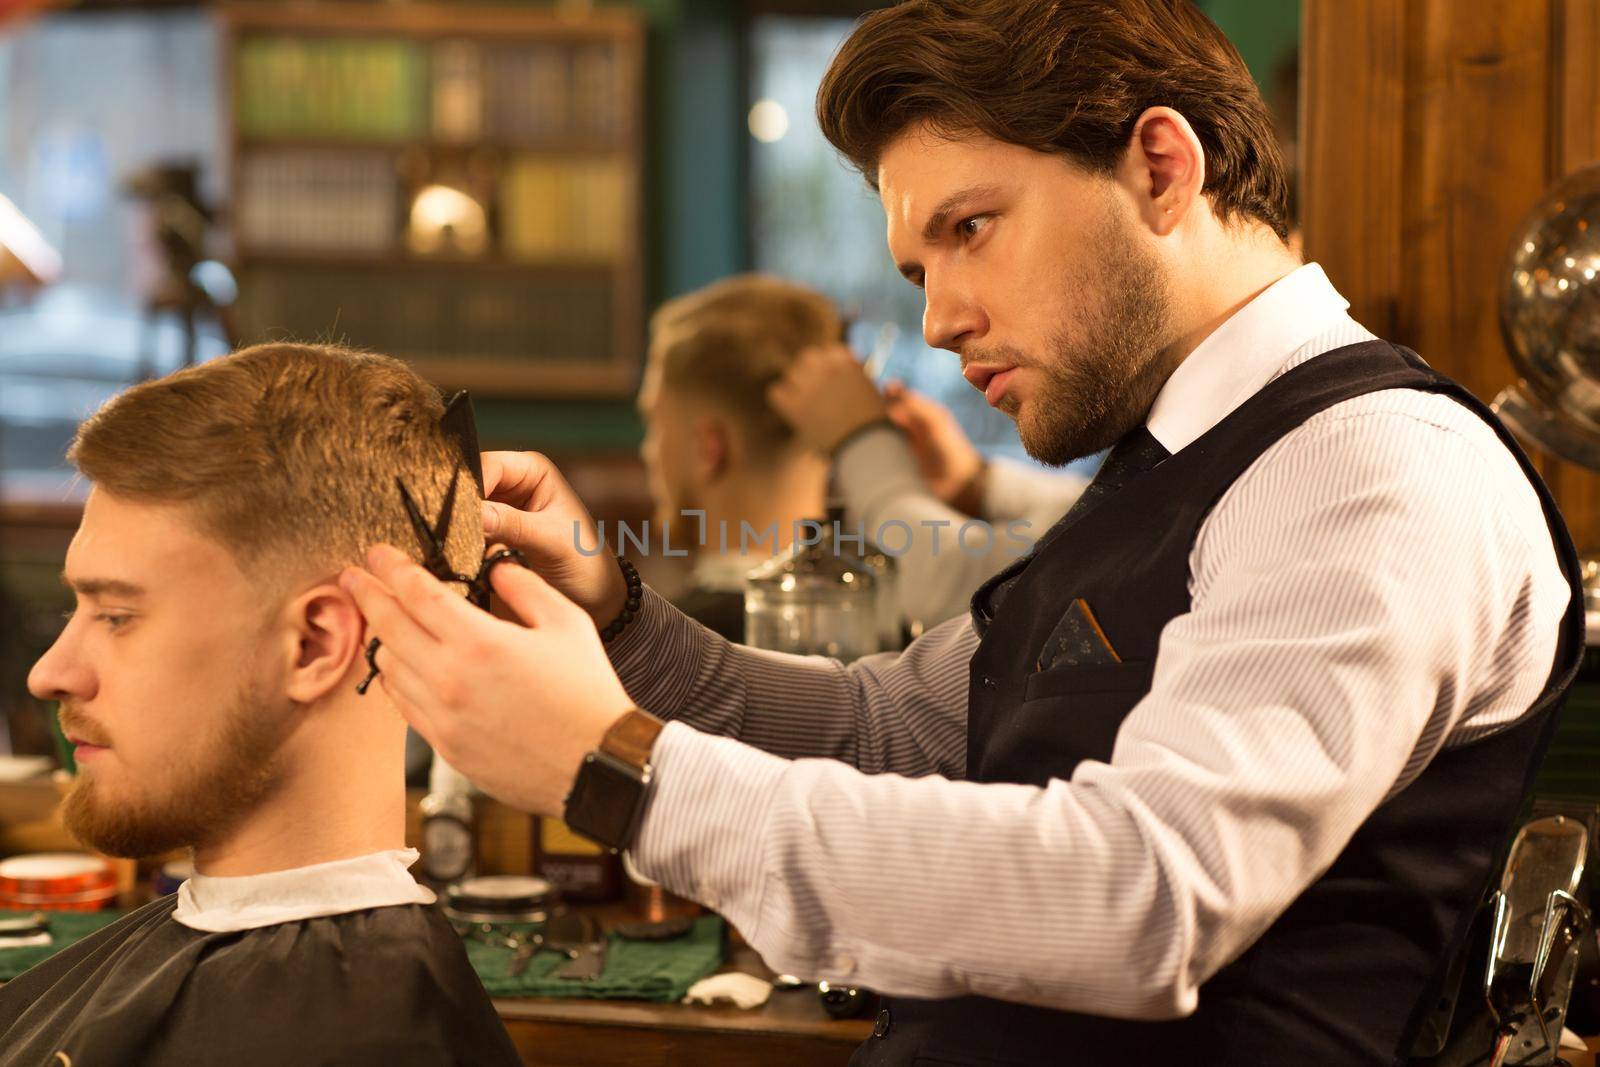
562, 708, 665, 852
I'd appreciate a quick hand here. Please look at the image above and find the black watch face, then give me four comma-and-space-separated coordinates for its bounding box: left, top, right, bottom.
566, 753, 646, 850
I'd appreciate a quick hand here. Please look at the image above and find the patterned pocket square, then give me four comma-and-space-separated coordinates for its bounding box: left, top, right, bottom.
1036, 598, 1122, 670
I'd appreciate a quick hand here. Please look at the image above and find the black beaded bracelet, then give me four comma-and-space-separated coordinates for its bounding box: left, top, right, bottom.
599, 556, 643, 643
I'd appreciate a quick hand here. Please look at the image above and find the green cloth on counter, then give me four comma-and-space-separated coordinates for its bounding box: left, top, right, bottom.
0, 909, 126, 981
465, 915, 726, 1001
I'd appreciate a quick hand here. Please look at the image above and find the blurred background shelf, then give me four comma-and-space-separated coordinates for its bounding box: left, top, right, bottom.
221, 1, 645, 397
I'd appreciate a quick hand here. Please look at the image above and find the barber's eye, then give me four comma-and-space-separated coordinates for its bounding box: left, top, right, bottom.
96, 614, 131, 631
959, 215, 991, 238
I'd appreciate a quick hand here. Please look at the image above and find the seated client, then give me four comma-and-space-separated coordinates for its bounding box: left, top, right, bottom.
0, 343, 521, 1065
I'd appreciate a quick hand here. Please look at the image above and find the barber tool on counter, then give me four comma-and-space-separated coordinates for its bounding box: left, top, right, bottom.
443, 877, 615, 982
444, 874, 561, 979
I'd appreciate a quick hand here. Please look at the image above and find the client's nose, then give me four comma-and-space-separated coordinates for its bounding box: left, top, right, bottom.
27, 627, 96, 703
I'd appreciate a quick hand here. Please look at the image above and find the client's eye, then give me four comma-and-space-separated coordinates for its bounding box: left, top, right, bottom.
95, 614, 133, 632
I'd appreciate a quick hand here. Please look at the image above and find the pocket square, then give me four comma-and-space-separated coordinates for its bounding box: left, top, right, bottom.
1036, 598, 1122, 670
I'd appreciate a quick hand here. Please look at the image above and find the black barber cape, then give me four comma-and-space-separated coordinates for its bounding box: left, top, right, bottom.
0, 894, 521, 1066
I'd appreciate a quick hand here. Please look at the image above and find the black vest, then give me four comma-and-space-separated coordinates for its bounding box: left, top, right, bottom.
851, 342, 1585, 1067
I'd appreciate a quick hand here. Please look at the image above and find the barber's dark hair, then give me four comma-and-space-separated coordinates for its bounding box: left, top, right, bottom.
817, 0, 1291, 240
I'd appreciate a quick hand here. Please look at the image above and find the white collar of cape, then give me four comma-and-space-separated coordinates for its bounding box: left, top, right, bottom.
172, 848, 436, 933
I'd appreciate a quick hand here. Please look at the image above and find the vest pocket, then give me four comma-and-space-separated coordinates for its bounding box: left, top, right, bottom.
1023, 660, 1154, 702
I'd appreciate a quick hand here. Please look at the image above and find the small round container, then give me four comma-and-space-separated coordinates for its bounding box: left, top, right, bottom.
0, 853, 117, 912
443, 875, 555, 926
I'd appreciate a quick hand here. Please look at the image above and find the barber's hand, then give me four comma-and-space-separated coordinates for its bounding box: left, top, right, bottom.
480, 451, 625, 628
883, 383, 986, 510
340, 544, 634, 817
766, 343, 889, 454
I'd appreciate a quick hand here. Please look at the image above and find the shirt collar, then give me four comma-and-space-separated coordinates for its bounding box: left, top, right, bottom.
1145, 263, 1354, 455
173, 848, 435, 933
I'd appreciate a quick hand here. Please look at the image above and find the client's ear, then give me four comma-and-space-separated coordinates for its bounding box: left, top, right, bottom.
282, 584, 364, 704
693, 415, 731, 483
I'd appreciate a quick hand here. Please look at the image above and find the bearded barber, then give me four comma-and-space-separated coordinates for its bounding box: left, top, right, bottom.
342, 2, 1584, 1063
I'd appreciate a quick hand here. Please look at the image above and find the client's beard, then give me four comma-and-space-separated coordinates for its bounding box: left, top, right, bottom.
1005, 211, 1178, 466
60, 681, 289, 859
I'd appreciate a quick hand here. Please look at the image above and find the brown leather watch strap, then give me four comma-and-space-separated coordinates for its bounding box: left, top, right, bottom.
599, 708, 666, 771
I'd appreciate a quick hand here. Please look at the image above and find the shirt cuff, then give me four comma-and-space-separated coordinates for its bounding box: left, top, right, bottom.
629, 721, 786, 912
834, 425, 925, 516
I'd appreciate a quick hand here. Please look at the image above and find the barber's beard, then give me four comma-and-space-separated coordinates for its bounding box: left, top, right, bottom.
1006, 216, 1177, 466
60, 681, 289, 859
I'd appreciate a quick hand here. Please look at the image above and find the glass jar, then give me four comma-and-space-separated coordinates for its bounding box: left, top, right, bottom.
744, 507, 882, 661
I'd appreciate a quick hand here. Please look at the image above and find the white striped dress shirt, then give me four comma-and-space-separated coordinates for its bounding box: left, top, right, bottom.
609, 264, 1570, 1020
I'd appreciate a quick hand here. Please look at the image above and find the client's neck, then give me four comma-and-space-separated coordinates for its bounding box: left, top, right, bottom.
192, 691, 409, 878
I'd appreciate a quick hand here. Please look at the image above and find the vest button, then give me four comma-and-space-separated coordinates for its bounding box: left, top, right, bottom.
982, 674, 997, 689
873, 1008, 891, 1038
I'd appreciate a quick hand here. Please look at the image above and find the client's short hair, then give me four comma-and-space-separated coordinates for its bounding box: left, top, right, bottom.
70, 342, 482, 586
648, 274, 841, 461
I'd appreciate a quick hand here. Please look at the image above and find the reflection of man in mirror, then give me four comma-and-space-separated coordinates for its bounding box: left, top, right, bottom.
0, 344, 519, 1065
638, 275, 837, 639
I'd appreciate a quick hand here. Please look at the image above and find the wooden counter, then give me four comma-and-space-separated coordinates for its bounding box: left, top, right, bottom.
492, 943, 871, 1067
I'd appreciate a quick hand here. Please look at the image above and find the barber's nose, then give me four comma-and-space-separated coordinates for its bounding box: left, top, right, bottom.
28, 627, 94, 703
922, 280, 987, 354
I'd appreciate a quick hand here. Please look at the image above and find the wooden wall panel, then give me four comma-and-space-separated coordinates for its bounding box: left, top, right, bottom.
1300, 0, 1405, 339
1303, 0, 1600, 551
1543, 0, 1600, 550
1398, 0, 1552, 404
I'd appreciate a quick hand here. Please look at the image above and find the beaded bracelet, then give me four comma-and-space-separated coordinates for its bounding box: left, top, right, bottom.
599, 556, 642, 643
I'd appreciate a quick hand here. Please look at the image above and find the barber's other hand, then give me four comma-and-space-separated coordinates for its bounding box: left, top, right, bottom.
479, 451, 625, 627
883, 383, 986, 511
341, 544, 635, 817
766, 343, 889, 454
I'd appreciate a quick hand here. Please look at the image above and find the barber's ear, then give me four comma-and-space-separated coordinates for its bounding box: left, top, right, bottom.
282, 584, 365, 704
1118, 105, 1205, 237
693, 416, 731, 483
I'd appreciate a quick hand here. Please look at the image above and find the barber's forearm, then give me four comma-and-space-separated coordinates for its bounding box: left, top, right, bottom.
608, 587, 971, 774
630, 724, 1204, 1019
606, 588, 713, 718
